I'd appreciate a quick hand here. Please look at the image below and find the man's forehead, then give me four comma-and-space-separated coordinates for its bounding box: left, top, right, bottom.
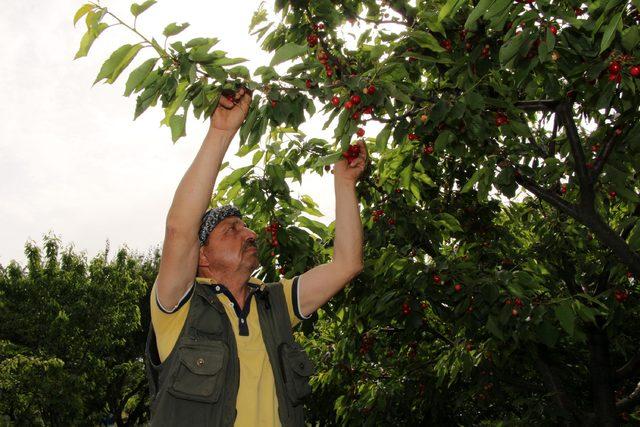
221, 217, 244, 226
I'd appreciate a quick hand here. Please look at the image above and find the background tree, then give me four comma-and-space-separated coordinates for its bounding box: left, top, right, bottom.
72, 0, 640, 425
0, 234, 157, 426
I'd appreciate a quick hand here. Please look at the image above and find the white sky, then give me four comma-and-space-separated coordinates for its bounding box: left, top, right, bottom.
1, 0, 376, 267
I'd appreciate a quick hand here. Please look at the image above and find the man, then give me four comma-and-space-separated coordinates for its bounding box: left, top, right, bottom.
144, 86, 367, 426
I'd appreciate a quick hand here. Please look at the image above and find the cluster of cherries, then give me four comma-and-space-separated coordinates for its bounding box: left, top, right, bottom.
608, 57, 640, 83
342, 142, 361, 165
264, 221, 280, 256
614, 289, 629, 303
495, 113, 509, 126
401, 302, 411, 315
371, 208, 384, 222
330, 87, 376, 121
505, 297, 525, 317
358, 334, 376, 355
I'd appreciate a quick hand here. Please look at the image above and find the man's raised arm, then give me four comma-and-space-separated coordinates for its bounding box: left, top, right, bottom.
156, 87, 252, 311
297, 140, 367, 318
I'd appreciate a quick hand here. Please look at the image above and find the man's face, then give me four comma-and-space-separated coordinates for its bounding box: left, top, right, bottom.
199, 217, 260, 274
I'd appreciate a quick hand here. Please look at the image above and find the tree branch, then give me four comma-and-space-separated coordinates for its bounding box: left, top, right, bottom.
514, 173, 580, 221
616, 352, 640, 381
616, 380, 640, 412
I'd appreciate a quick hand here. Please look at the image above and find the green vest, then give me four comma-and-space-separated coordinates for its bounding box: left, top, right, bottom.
144, 280, 316, 426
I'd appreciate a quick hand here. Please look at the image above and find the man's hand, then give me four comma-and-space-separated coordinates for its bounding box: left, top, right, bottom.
209, 86, 252, 134
333, 139, 368, 184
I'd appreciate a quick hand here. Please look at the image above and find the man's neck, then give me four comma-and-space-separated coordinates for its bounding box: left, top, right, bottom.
198, 269, 251, 310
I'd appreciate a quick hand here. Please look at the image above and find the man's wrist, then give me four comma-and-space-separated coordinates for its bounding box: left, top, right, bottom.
334, 177, 357, 188
205, 126, 236, 146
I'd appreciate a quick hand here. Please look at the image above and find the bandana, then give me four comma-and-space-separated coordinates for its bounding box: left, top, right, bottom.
198, 204, 243, 246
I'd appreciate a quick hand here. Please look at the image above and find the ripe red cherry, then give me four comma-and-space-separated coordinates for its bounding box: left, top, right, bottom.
270, 100, 277, 107
454, 284, 462, 292
440, 39, 452, 51
331, 95, 340, 107
511, 308, 519, 317
561, 184, 567, 194
344, 100, 353, 109
627, 272, 633, 278
324, 165, 331, 171
367, 84, 376, 94
615, 128, 623, 136
352, 111, 361, 120
423, 145, 434, 155
307, 33, 319, 46
318, 51, 328, 63
388, 218, 396, 225
609, 61, 621, 74
326, 68, 333, 77
408, 133, 418, 141
495, 114, 508, 126
318, 23, 325, 30
433, 274, 441, 284
609, 191, 617, 198
631, 66, 640, 77
305, 79, 312, 89
350, 94, 361, 104
549, 25, 557, 35
362, 106, 374, 114
356, 127, 365, 137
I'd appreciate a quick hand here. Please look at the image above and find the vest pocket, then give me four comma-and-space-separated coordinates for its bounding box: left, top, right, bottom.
168, 341, 227, 404
278, 342, 315, 406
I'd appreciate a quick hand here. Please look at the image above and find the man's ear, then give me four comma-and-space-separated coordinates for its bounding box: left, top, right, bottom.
198, 247, 210, 268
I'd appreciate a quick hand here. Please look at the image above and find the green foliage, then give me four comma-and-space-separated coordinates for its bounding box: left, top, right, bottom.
72, 0, 640, 424
0, 234, 157, 425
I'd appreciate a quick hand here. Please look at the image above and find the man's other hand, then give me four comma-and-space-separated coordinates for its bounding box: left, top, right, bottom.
209, 86, 252, 133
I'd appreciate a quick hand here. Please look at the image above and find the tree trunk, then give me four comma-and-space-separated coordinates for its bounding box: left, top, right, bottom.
587, 327, 618, 426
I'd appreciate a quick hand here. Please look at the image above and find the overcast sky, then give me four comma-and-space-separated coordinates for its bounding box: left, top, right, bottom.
1, 0, 380, 268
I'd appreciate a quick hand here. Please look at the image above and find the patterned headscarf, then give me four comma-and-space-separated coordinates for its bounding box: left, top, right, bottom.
198, 204, 243, 246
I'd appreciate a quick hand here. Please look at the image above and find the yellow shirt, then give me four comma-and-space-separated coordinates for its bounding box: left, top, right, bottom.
149, 274, 312, 427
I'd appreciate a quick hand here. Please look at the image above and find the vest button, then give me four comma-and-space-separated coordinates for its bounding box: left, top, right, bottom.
196, 357, 205, 367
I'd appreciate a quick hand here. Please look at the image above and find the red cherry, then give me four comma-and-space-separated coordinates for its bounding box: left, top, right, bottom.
367, 84, 376, 94
511, 308, 519, 317
270, 100, 277, 108
388, 218, 396, 225
270, 250, 275, 256
609, 72, 622, 82
305, 79, 312, 89
324, 165, 331, 171
574, 7, 584, 16
408, 133, 418, 141
350, 94, 361, 104
344, 100, 353, 109
631, 66, 640, 78
609, 61, 621, 74
318, 51, 329, 63
423, 145, 434, 155
440, 39, 452, 51
352, 111, 361, 120
363, 106, 374, 114
495, 114, 508, 126
454, 284, 462, 292
331, 95, 340, 107
433, 274, 441, 285
326, 68, 333, 77
561, 184, 567, 194
549, 25, 557, 35
307, 33, 319, 46
395, 188, 402, 193
505, 298, 512, 305
318, 23, 325, 30
356, 128, 365, 137
627, 272, 633, 278
615, 128, 623, 136
609, 191, 617, 198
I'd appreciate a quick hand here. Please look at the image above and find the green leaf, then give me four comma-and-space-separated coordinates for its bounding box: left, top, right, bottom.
400, 163, 413, 188
434, 130, 454, 152
124, 58, 157, 96
130, 0, 157, 17
438, 0, 466, 22
169, 110, 187, 143
460, 168, 482, 193
554, 300, 576, 336
464, 0, 495, 29
161, 80, 189, 127
217, 165, 253, 191
536, 321, 559, 348
486, 316, 504, 340
315, 152, 343, 167
407, 30, 446, 52
73, 3, 95, 27
74, 23, 108, 59
499, 33, 526, 67
185, 37, 219, 49
270, 43, 308, 66
622, 26, 640, 51
627, 220, 640, 251
599, 12, 622, 54
434, 213, 462, 232
163, 22, 190, 38
93, 44, 144, 85
376, 126, 392, 152
213, 57, 248, 66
